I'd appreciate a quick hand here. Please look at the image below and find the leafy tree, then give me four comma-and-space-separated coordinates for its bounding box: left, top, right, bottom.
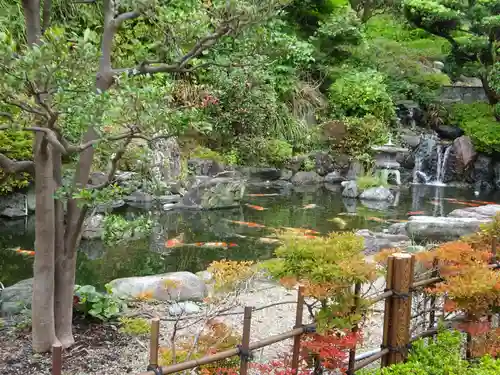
403, 0, 500, 119
0, 0, 283, 352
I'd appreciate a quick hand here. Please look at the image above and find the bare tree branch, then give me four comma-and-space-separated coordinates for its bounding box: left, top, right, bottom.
0, 152, 35, 176
42, 0, 51, 33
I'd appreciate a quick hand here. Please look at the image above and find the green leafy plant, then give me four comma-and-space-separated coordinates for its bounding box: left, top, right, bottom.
236, 137, 293, 167
102, 214, 153, 246
0, 129, 33, 194
357, 173, 388, 190
74, 284, 127, 321
118, 317, 151, 336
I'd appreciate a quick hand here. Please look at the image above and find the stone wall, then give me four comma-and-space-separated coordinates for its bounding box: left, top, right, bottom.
438, 85, 487, 104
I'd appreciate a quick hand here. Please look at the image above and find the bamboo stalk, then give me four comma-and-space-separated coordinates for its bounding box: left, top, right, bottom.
291, 286, 305, 373
52, 343, 62, 375
240, 306, 253, 375
381, 255, 394, 368
149, 318, 160, 367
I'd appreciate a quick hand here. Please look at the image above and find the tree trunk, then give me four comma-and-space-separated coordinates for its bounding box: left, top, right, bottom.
22, 0, 41, 45
32, 133, 58, 352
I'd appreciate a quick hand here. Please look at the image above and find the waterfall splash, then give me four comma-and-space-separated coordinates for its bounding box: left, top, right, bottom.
412, 141, 452, 185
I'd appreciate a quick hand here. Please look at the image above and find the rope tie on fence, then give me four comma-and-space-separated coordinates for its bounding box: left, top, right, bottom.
381, 343, 412, 355
303, 325, 316, 334
392, 291, 410, 300
237, 344, 253, 361
146, 365, 163, 375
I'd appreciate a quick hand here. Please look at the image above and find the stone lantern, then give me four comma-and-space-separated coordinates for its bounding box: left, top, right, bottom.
371, 136, 408, 185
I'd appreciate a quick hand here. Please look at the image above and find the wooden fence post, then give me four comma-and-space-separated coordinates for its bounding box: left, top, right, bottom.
52, 343, 62, 375
240, 306, 253, 375
347, 282, 362, 375
381, 253, 415, 367
291, 286, 305, 372
149, 318, 160, 369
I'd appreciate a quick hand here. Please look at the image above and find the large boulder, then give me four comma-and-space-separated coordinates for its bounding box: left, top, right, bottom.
406, 216, 491, 241
324, 171, 345, 184
433, 124, 464, 140
290, 171, 323, 185
150, 137, 182, 183
180, 177, 245, 209
355, 229, 410, 254
109, 272, 208, 302
0, 193, 27, 218
448, 204, 500, 220
473, 155, 494, 188
188, 158, 225, 177
313, 152, 336, 176
238, 167, 282, 181
82, 214, 104, 240
341, 180, 358, 198
453, 136, 476, 169
1, 278, 33, 315
359, 187, 394, 201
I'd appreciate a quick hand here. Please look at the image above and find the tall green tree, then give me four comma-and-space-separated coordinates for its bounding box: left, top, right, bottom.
0, 0, 283, 352
403, 0, 500, 119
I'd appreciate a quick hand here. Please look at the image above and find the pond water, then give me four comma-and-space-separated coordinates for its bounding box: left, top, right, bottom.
2, 184, 500, 289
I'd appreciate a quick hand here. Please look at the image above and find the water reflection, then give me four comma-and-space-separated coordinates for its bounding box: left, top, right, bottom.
2, 185, 500, 288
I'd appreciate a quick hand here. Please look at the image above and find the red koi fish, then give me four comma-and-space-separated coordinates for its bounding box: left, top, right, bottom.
194, 242, 238, 248
247, 193, 280, 197
227, 220, 266, 228
245, 203, 267, 211
15, 248, 35, 256
408, 211, 425, 215
469, 200, 496, 205
165, 234, 184, 248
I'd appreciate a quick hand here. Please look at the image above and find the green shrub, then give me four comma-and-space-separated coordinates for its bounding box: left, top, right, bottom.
332, 115, 388, 160
0, 130, 33, 194
328, 70, 395, 123
451, 103, 499, 153
190, 146, 225, 163
118, 317, 151, 336
359, 329, 500, 375
236, 137, 293, 167
357, 174, 388, 190
74, 284, 127, 321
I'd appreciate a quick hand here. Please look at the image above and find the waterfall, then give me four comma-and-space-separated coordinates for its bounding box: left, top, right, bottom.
413, 157, 430, 184
435, 145, 452, 184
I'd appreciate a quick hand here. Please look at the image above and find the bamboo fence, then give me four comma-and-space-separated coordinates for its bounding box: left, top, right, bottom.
50, 247, 500, 375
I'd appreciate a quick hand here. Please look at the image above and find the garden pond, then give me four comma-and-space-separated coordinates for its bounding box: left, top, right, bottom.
2, 184, 500, 289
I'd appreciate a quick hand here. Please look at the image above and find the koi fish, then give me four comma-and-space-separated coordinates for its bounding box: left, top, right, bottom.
247, 193, 280, 197
165, 233, 185, 248
193, 242, 238, 248
387, 219, 408, 223
302, 204, 317, 209
282, 227, 320, 235
328, 217, 347, 229
429, 200, 441, 206
14, 248, 35, 256
469, 200, 496, 205
408, 211, 425, 215
245, 204, 266, 211
258, 237, 282, 244
366, 217, 387, 223
227, 220, 266, 228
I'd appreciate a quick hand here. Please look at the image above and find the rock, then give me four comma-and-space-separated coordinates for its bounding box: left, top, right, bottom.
341, 181, 358, 198
473, 154, 494, 187
346, 161, 364, 180
124, 191, 154, 203
433, 61, 444, 71
285, 155, 308, 173
433, 124, 464, 140
448, 204, 500, 219
290, 171, 323, 185
109, 272, 208, 302
279, 169, 293, 181
150, 137, 182, 182
457, 75, 483, 87
360, 199, 391, 211
0, 278, 33, 315
324, 171, 345, 184
0, 193, 27, 218
238, 167, 282, 181
359, 187, 394, 201
406, 216, 491, 241
453, 136, 476, 168
168, 301, 201, 316
82, 214, 104, 240
196, 271, 214, 283
95, 199, 125, 213
401, 134, 422, 149
396, 101, 425, 128
180, 177, 245, 209
355, 229, 410, 254
387, 222, 408, 236
156, 195, 181, 204
89, 171, 107, 186
188, 158, 225, 177
26, 188, 36, 212
494, 162, 500, 190
313, 152, 335, 176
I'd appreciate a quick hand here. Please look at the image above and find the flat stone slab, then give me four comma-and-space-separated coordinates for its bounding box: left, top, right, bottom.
406, 215, 491, 241
448, 204, 500, 219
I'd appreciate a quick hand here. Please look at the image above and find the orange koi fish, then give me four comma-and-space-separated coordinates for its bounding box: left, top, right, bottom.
469, 200, 496, 205
366, 217, 386, 223
193, 242, 238, 248
247, 193, 280, 197
165, 233, 184, 248
282, 227, 320, 235
245, 204, 267, 211
408, 211, 425, 215
15, 248, 35, 256
387, 219, 408, 223
302, 204, 317, 209
227, 220, 266, 228
258, 237, 281, 244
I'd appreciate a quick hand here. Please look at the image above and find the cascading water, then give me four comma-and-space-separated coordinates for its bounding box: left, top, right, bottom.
412, 140, 452, 185
435, 144, 452, 184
